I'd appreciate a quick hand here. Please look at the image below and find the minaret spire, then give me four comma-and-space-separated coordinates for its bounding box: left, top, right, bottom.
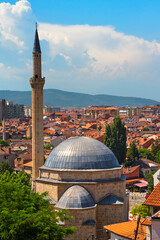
33, 22, 41, 53
30, 24, 45, 190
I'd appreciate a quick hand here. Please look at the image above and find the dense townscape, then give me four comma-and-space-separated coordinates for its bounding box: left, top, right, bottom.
1, 1, 160, 239
1, 101, 160, 239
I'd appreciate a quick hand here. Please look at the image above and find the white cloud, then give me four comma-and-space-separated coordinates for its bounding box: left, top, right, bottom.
39, 23, 160, 78
0, 0, 31, 48
0, 0, 160, 100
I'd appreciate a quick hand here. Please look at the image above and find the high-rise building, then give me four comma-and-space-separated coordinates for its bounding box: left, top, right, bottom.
30, 24, 45, 186
43, 106, 60, 114
0, 99, 6, 121
5, 101, 24, 119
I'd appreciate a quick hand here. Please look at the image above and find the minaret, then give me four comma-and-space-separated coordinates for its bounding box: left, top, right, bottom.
30, 24, 45, 188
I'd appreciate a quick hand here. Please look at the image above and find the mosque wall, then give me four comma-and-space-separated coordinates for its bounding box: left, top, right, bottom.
36, 181, 59, 201
96, 204, 125, 240
65, 208, 96, 240
36, 179, 126, 206
39, 167, 122, 182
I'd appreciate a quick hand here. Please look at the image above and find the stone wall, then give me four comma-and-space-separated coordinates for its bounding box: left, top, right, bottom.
65, 208, 96, 240
97, 204, 125, 240
39, 167, 122, 182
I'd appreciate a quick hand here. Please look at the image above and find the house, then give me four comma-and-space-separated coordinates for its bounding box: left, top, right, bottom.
142, 211, 160, 240
104, 219, 146, 240
123, 165, 140, 180
153, 169, 160, 187
143, 183, 160, 214
132, 159, 160, 176
0, 147, 16, 167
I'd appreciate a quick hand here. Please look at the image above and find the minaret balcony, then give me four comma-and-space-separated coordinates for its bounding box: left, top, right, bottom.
30, 77, 45, 87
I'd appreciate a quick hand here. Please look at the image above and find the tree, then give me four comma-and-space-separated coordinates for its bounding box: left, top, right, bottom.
145, 171, 155, 192
0, 139, 10, 147
155, 150, 160, 163
142, 127, 150, 131
104, 116, 126, 164
126, 141, 139, 166
0, 171, 75, 240
44, 144, 54, 150
98, 125, 102, 131
151, 140, 160, 158
0, 161, 13, 174
138, 148, 153, 161
131, 204, 148, 218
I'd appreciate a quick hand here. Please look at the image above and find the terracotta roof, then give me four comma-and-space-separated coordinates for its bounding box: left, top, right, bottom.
144, 183, 160, 207
123, 165, 140, 174
104, 220, 146, 240
24, 161, 32, 167
141, 218, 151, 226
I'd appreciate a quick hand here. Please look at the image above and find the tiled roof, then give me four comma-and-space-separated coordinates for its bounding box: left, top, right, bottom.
141, 218, 151, 226
144, 183, 160, 207
104, 220, 146, 240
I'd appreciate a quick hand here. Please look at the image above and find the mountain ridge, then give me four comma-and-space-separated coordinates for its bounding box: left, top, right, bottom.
0, 89, 159, 107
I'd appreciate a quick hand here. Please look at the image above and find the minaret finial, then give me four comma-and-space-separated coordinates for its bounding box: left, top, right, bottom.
35, 22, 37, 29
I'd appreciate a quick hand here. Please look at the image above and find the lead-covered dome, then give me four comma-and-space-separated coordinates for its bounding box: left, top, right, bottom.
44, 136, 120, 170
55, 185, 95, 209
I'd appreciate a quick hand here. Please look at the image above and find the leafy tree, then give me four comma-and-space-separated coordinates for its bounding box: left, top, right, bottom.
0, 171, 75, 240
131, 204, 148, 218
98, 125, 102, 131
126, 141, 139, 166
151, 140, 160, 158
0, 161, 13, 174
155, 150, 160, 163
44, 144, 54, 150
0, 139, 10, 147
145, 171, 155, 192
142, 127, 150, 131
138, 148, 153, 161
104, 116, 126, 164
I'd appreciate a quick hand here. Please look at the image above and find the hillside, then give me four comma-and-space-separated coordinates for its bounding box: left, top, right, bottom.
0, 89, 159, 107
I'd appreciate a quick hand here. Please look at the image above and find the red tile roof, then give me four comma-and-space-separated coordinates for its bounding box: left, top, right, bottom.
144, 183, 160, 207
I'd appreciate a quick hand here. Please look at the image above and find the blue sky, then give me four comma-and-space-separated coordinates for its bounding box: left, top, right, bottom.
1, 0, 160, 101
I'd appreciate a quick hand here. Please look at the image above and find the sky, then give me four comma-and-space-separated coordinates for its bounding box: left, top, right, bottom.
1, 0, 160, 101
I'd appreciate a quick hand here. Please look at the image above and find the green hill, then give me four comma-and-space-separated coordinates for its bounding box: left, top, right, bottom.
0, 89, 159, 107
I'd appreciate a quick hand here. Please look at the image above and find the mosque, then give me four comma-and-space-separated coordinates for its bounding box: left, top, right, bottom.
30, 26, 129, 240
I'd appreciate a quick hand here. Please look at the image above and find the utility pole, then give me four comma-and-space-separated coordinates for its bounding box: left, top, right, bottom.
134, 215, 141, 240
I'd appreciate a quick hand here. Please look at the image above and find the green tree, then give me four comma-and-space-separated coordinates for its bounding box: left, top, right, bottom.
142, 127, 150, 131
44, 144, 54, 150
104, 116, 126, 164
0, 139, 10, 147
0, 161, 13, 174
138, 148, 153, 161
126, 141, 139, 166
151, 140, 160, 158
98, 125, 102, 131
145, 171, 155, 192
131, 204, 148, 218
155, 150, 160, 163
0, 171, 75, 240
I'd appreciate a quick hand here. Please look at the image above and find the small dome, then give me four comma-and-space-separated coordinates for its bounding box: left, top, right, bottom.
44, 136, 120, 170
55, 185, 95, 209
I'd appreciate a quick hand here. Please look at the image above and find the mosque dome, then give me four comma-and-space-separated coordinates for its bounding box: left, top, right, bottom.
55, 185, 95, 209
44, 136, 120, 170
